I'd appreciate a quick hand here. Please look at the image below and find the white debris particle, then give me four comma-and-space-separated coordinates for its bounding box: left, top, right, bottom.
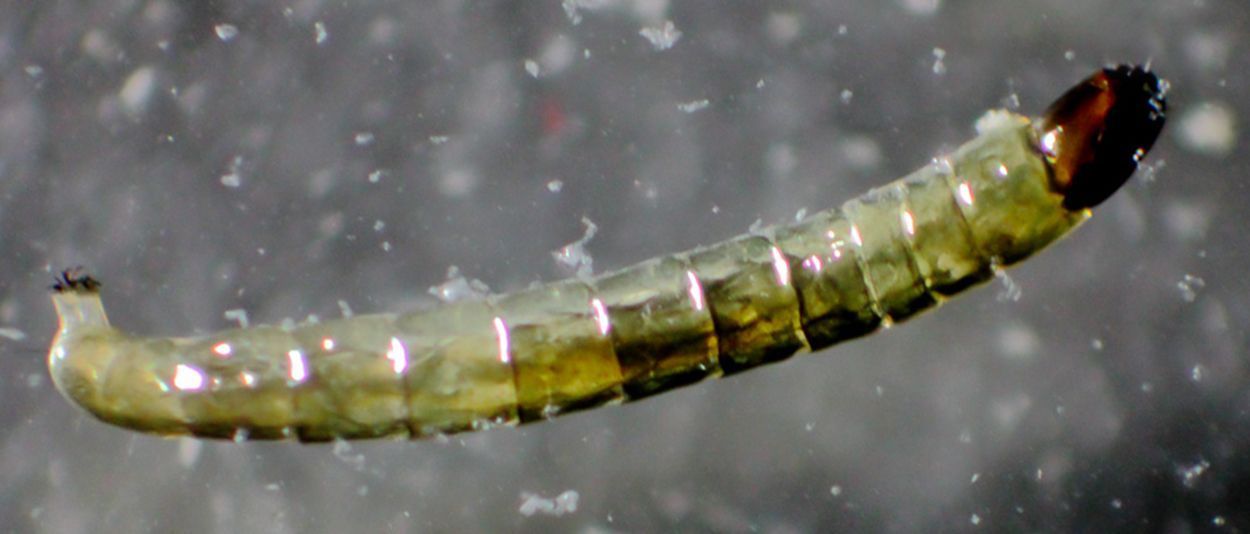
970, 513, 981, 526
1111, 498, 1122, 509
971, 473, 980, 484
793, 208, 807, 222
0, 327, 27, 341
748, 218, 766, 235
314, 21, 328, 44
1191, 364, 1205, 382
875, 385, 884, 397
368, 169, 384, 183
1064, 50, 1076, 61
562, 0, 583, 25
331, 439, 366, 471
546, 179, 564, 193
119, 66, 157, 115
959, 428, 972, 443
357, 485, 369, 497
840, 89, 854, 104
220, 155, 244, 188
1178, 459, 1209, 487
518, 490, 580, 517
24, 64, 42, 77
766, 12, 802, 45
841, 135, 882, 170
381, 241, 392, 252
177, 437, 203, 468
524, 59, 540, 78
1177, 274, 1205, 303
1003, 92, 1020, 110
214, 23, 239, 42
438, 167, 480, 197
26, 373, 43, 389
1177, 102, 1236, 157
639, 20, 682, 51
830, 485, 843, 497
354, 132, 375, 146
1214, 516, 1227, 526
899, 0, 941, 15
837, 24, 848, 35
337, 300, 354, 318
994, 269, 1022, 302
265, 483, 281, 491
756, 78, 766, 89
552, 217, 599, 279
373, 219, 385, 232
931, 47, 947, 75
1091, 338, 1104, 351
223, 309, 250, 328
677, 99, 710, 113
429, 266, 492, 302
429, 135, 450, 145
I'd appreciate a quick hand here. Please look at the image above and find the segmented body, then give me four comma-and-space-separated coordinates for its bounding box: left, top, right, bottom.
48, 66, 1167, 441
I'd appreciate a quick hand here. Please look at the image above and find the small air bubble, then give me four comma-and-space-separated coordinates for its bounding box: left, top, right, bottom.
314, 21, 328, 44
214, 24, 239, 42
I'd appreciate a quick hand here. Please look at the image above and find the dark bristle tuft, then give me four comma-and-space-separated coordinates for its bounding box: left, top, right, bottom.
51, 268, 103, 293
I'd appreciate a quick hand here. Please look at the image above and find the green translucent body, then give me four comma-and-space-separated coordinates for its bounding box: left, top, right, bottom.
47, 114, 1089, 441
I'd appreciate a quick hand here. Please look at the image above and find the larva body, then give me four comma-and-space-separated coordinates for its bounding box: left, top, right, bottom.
48, 66, 1166, 442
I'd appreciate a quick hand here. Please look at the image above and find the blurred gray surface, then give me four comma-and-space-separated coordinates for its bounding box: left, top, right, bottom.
1, 1, 1247, 532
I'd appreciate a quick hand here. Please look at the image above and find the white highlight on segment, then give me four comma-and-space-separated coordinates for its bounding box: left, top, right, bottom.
212, 342, 233, 357
1040, 128, 1061, 157
770, 246, 791, 286
685, 270, 706, 311
957, 181, 975, 206
287, 350, 309, 383
900, 210, 916, 236
590, 298, 611, 336
493, 317, 511, 364
321, 337, 336, 351
996, 163, 1009, 177
239, 372, 256, 387
802, 254, 824, 273
850, 225, 864, 247
386, 337, 409, 374
173, 364, 206, 391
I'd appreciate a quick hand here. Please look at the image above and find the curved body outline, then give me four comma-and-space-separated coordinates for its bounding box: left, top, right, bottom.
47, 66, 1167, 441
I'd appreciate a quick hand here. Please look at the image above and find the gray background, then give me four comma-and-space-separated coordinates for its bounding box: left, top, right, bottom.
1, 1, 1246, 532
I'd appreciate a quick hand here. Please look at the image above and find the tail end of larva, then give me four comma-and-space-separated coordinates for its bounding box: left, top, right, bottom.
49, 268, 110, 332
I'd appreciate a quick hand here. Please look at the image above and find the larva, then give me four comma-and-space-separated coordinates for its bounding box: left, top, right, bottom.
47, 65, 1167, 442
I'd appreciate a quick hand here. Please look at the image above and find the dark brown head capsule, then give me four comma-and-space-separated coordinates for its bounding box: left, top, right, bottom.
1038, 65, 1167, 211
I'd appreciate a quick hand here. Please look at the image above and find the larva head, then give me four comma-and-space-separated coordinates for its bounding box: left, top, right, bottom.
1039, 65, 1167, 211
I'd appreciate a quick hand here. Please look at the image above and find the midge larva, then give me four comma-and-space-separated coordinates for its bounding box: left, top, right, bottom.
48, 65, 1167, 442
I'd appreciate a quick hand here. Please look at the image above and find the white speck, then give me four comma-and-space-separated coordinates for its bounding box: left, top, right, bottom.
711, 205, 720, 214
1141, 382, 1154, 393
552, 217, 599, 279
223, 309, 250, 328
429, 135, 450, 145
748, 218, 766, 235
354, 132, 375, 146
971, 473, 980, 484
1214, 516, 1227, 526
830, 485, 842, 497
994, 269, 1021, 302
840, 135, 882, 170
1178, 460, 1209, 487
1003, 92, 1020, 110
840, 89, 854, 104
959, 429, 972, 443
220, 155, 244, 188
931, 47, 947, 75
1091, 338, 1104, 351
538, 34, 577, 75
518, 490, 580, 517
1162, 200, 1212, 242
357, 485, 369, 497
837, 24, 848, 35
875, 385, 884, 397
1111, 498, 1122, 509
562, 0, 583, 25
265, 483, 281, 491
794, 208, 807, 222
899, 0, 941, 15
24, 65, 42, 77
546, 179, 564, 193
0, 327, 27, 341
331, 439, 366, 471
1177, 274, 1205, 303
438, 167, 480, 197
639, 20, 682, 51
214, 24, 239, 42
314, 21, 328, 44
997, 323, 1039, 360
1064, 50, 1076, 61
970, 513, 981, 526
1177, 102, 1236, 157
524, 59, 540, 78
804, 422, 815, 431
429, 265, 492, 302
368, 169, 384, 183
766, 143, 797, 178
373, 219, 385, 232
26, 373, 43, 389
677, 99, 710, 113
1191, 364, 1204, 382
381, 241, 392, 252
119, 66, 158, 115
756, 78, 766, 89
337, 300, 354, 318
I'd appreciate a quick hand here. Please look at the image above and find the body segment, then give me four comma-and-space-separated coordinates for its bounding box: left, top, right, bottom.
47, 66, 1167, 441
